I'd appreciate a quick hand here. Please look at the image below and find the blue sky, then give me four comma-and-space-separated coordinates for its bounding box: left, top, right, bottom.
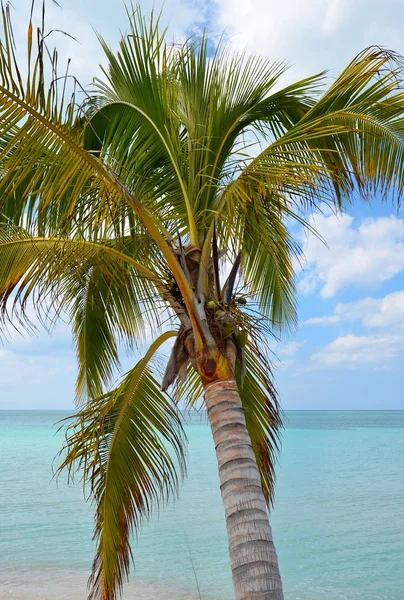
1, 0, 404, 410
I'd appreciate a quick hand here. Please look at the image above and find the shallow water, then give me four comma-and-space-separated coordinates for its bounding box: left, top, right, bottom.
1, 410, 403, 600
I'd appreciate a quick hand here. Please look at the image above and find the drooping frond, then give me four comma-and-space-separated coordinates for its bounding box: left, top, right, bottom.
58, 332, 186, 600
235, 339, 282, 507
0, 221, 164, 400
0, 5, 202, 337
298, 46, 404, 204
217, 47, 404, 329
71, 260, 161, 403
222, 48, 404, 217
224, 199, 300, 330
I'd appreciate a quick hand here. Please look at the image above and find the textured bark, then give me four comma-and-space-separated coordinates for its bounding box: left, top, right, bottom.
204, 379, 283, 600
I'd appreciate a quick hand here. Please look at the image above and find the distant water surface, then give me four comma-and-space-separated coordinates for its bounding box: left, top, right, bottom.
1, 410, 403, 599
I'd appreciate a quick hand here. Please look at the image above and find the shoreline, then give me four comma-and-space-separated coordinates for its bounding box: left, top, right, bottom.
0, 563, 205, 600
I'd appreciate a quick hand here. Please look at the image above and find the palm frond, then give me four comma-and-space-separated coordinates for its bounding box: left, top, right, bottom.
92, 9, 198, 244
217, 47, 404, 330
172, 364, 203, 409
301, 46, 404, 204
223, 47, 404, 217
90, 12, 326, 245
0, 221, 164, 400
235, 339, 282, 507
58, 331, 186, 600
0, 6, 202, 338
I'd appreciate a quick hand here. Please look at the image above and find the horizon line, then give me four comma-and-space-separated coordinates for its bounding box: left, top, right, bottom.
1, 408, 403, 412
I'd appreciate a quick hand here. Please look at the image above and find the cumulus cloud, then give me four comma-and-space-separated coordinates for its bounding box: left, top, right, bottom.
212, 0, 404, 85
277, 341, 304, 357
301, 214, 404, 369
306, 290, 404, 329
342, 292, 404, 328
0, 294, 75, 408
298, 213, 404, 298
10, 0, 404, 95
310, 333, 404, 368
305, 315, 340, 326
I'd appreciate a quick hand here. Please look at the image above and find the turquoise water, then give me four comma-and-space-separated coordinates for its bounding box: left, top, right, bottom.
1, 410, 404, 599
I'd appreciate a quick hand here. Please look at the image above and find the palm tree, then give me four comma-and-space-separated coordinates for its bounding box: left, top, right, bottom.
1, 4, 404, 599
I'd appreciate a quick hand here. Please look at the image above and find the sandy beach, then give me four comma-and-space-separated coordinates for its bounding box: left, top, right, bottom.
0, 564, 203, 600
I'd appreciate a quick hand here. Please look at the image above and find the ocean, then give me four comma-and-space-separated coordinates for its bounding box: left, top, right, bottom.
0, 410, 403, 600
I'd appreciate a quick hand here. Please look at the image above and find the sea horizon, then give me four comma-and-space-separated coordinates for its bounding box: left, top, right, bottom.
2, 408, 404, 412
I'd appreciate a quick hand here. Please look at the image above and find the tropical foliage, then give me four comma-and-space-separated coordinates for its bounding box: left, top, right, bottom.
1, 2, 404, 598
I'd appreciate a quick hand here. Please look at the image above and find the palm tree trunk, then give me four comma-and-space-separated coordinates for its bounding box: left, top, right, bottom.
204, 379, 283, 600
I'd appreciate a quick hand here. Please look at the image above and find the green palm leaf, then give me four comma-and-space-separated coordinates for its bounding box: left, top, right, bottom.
93, 10, 198, 243
0, 8, 199, 335
223, 48, 404, 218
58, 331, 186, 600
0, 222, 163, 399
235, 340, 282, 506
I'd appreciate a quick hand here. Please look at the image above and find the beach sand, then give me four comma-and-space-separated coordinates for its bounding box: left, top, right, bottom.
0, 564, 203, 600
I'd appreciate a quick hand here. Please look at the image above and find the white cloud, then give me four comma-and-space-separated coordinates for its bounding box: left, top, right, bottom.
1, 295, 72, 347
298, 213, 404, 298
212, 0, 404, 85
310, 333, 404, 368
10, 0, 207, 89
277, 340, 304, 357
0, 348, 73, 385
337, 291, 404, 329
321, 0, 347, 37
10, 0, 404, 96
306, 290, 404, 329
305, 315, 340, 326
0, 299, 75, 408
0, 347, 76, 408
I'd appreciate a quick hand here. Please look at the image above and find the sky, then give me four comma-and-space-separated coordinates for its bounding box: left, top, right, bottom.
1, 0, 404, 410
